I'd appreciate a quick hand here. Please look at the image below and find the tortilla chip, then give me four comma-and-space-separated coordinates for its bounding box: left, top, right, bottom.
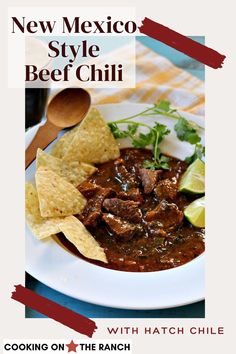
35, 168, 87, 217
51, 126, 80, 159
61, 160, 97, 186
36, 149, 97, 186
63, 107, 120, 164
36, 148, 61, 174
25, 183, 62, 239
58, 216, 108, 263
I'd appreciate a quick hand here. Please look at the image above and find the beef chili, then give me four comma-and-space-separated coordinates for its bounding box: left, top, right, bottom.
56, 148, 205, 272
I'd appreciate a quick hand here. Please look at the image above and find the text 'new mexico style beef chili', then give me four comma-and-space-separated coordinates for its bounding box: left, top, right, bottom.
56, 148, 205, 272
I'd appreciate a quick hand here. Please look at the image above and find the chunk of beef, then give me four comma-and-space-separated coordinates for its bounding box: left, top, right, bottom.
162, 160, 187, 181
103, 198, 142, 223
139, 168, 162, 194
144, 200, 183, 230
154, 179, 178, 201
117, 188, 143, 204
102, 213, 141, 241
114, 158, 125, 165
78, 181, 101, 198
145, 221, 167, 238
114, 158, 138, 190
80, 187, 115, 227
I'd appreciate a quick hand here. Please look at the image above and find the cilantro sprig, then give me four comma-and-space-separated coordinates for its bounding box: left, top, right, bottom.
142, 123, 170, 170
109, 123, 139, 139
109, 121, 170, 169
108, 100, 205, 169
185, 144, 205, 164
174, 118, 201, 144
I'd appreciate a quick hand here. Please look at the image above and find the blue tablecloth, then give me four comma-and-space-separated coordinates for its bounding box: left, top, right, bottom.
26, 36, 205, 319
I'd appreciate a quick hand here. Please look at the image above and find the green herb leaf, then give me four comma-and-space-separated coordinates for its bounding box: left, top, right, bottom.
174, 118, 201, 145
108, 123, 128, 139
143, 155, 170, 170
108, 122, 139, 140
127, 123, 138, 136
140, 124, 170, 170
132, 130, 154, 148
185, 144, 205, 164
108, 100, 204, 171
153, 123, 170, 144
155, 100, 176, 113
155, 100, 172, 112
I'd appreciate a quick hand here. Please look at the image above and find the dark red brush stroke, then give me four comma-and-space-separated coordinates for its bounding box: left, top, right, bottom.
11, 285, 97, 337
139, 17, 226, 69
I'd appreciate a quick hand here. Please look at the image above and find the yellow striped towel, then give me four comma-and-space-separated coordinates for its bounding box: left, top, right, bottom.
89, 41, 204, 117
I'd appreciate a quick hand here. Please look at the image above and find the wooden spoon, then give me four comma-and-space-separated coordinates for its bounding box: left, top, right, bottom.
25, 88, 91, 169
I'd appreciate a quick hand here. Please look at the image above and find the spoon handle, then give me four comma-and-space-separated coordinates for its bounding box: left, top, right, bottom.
25, 120, 61, 169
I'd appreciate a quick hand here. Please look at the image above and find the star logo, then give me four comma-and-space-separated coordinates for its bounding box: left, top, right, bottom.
66, 340, 78, 353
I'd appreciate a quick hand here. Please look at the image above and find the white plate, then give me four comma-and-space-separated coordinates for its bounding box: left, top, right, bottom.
25, 103, 205, 310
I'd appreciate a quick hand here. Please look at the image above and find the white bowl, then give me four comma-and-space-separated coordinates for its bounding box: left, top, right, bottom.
25, 103, 205, 309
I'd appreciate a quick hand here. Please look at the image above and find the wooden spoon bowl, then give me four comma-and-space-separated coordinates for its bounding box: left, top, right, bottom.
25, 88, 91, 168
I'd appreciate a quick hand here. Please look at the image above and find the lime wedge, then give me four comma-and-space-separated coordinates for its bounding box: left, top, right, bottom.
179, 159, 205, 194
184, 196, 205, 228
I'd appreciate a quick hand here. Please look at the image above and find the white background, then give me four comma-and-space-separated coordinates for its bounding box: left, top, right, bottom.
7, 7, 136, 88
1, 0, 236, 353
